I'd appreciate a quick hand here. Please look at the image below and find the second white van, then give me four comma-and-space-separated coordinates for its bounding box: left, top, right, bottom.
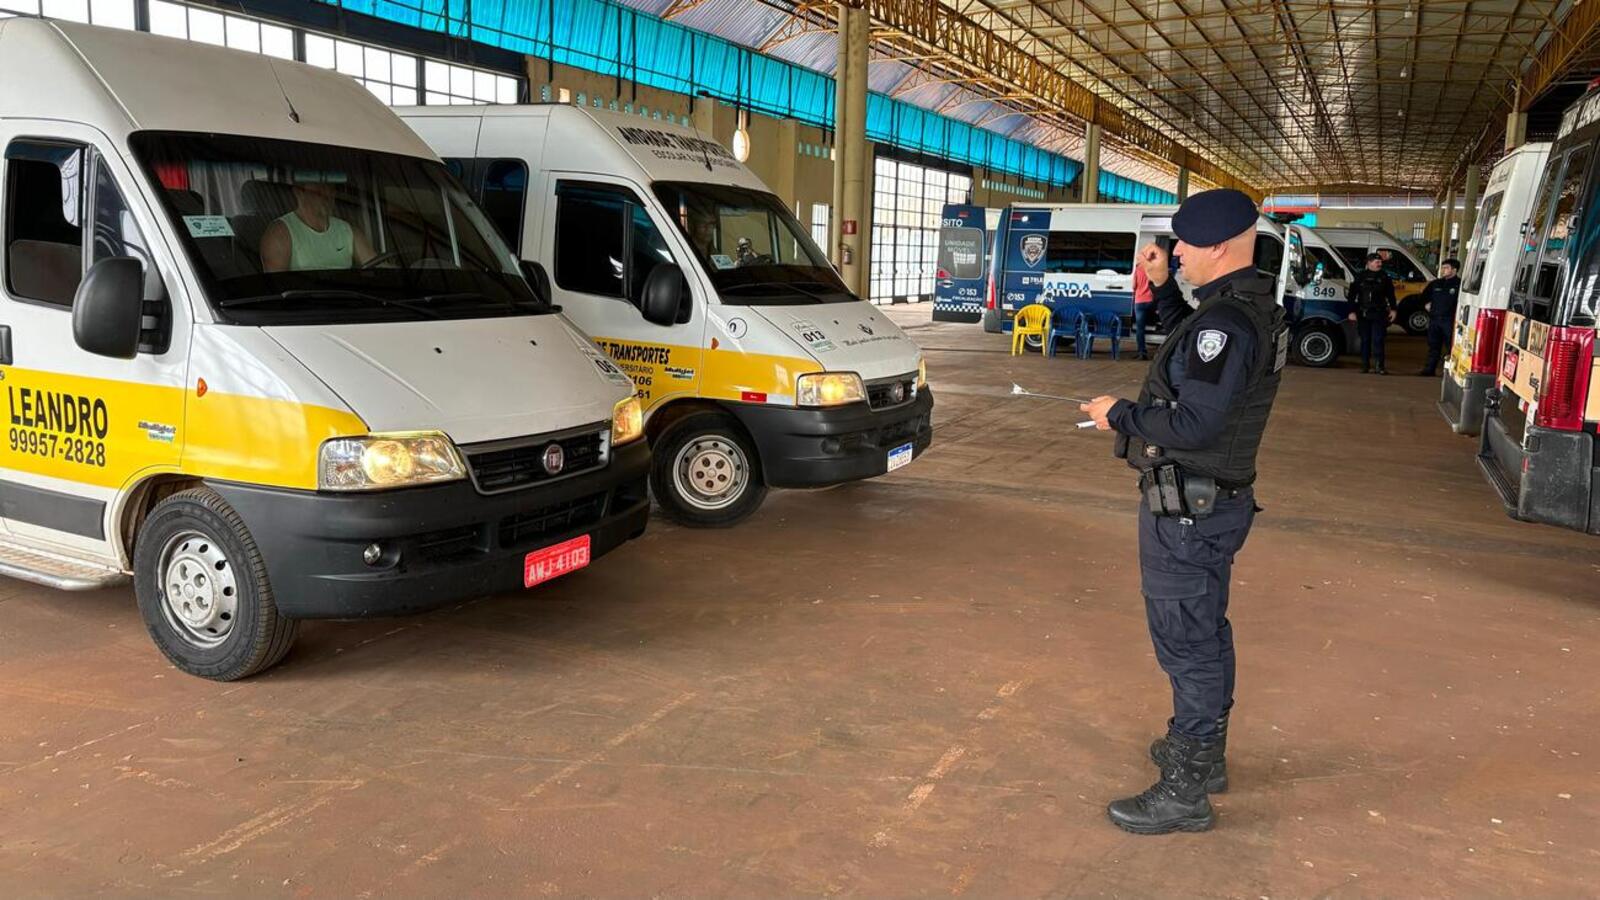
400, 105, 933, 527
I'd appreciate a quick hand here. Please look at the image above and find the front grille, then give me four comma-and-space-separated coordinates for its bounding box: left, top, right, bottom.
463, 425, 608, 494
414, 525, 482, 562
877, 413, 926, 448
866, 373, 919, 411
497, 492, 608, 548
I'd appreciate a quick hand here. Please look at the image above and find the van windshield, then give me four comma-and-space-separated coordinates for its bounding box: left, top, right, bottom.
128, 132, 544, 325
651, 182, 851, 305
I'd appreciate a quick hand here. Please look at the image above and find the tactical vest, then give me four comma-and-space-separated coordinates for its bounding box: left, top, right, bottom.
1116, 274, 1288, 487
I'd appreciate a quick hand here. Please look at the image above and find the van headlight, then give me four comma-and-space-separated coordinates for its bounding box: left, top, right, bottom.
917, 357, 927, 388
612, 396, 645, 445
319, 432, 465, 491
796, 372, 865, 407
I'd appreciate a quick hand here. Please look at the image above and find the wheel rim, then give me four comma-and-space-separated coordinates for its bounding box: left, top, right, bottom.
1409, 310, 1429, 333
672, 436, 750, 512
1301, 332, 1334, 364
157, 530, 239, 649
1024, 333, 1043, 349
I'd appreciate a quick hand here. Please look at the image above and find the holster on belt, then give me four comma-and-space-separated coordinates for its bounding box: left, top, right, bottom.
1139, 463, 1218, 519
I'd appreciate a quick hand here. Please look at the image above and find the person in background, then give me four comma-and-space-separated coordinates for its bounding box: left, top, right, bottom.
1132, 261, 1154, 360
1347, 253, 1397, 374
1417, 258, 1462, 377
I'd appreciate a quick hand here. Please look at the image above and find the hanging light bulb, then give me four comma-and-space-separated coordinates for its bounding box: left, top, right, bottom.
731, 108, 752, 163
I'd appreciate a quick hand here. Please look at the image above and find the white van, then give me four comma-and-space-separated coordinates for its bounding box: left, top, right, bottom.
398, 105, 932, 527
981, 204, 1347, 364
1437, 142, 1551, 435
0, 20, 650, 680
1316, 226, 1436, 333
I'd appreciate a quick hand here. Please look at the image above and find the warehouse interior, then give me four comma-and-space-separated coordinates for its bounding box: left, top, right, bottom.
1, 0, 1599, 895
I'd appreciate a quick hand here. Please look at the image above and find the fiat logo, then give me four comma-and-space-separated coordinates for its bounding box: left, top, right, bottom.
890, 382, 907, 403
542, 443, 565, 476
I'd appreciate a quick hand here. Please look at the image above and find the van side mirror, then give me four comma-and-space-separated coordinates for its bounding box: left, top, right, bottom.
640, 263, 689, 326
520, 259, 559, 311
72, 257, 144, 359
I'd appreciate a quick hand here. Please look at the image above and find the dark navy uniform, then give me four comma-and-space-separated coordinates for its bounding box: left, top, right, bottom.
1349, 266, 1397, 373
1099, 188, 1288, 835
1418, 272, 1461, 377
1109, 268, 1284, 740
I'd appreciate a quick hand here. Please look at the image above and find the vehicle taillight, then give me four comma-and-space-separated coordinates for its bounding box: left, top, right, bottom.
937, 268, 950, 280
1471, 308, 1506, 375
1533, 325, 1594, 432
986, 274, 997, 310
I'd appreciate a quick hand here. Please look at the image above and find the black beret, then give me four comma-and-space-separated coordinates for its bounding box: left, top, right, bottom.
1171, 189, 1258, 247
1443, 257, 1461, 268
1366, 252, 1384, 262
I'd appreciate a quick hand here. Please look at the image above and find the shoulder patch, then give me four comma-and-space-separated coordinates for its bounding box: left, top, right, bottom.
1196, 329, 1228, 363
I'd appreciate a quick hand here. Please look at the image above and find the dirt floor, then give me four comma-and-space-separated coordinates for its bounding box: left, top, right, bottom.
2, 306, 1598, 897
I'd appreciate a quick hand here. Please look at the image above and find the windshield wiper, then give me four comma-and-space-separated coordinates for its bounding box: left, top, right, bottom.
420, 291, 551, 313
220, 289, 445, 319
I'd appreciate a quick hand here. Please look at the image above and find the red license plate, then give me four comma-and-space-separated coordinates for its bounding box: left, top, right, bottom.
523, 535, 591, 588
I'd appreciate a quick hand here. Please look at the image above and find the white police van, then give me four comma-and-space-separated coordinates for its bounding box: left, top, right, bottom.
399, 104, 932, 527
0, 20, 650, 679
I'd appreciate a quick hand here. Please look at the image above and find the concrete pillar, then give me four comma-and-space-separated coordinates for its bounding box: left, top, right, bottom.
692, 96, 715, 138
1458, 163, 1481, 261
1440, 185, 1457, 258
1505, 110, 1529, 153
831, 1, 870, 297
1081, 122, 1101, 203
775, 119, 798, 210
1176, 167, 1190, 201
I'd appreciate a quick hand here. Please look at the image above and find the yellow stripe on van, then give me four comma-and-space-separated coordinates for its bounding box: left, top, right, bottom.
1, 367, 366, 492
590, 337, 819, 409
184, 389, 369, 489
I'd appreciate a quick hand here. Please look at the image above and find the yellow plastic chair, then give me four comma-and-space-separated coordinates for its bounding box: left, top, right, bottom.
1010, 303, 1053, 355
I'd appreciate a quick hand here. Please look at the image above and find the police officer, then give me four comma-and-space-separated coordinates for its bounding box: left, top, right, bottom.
1080, 189, 1288, 834
1347, 254, 1397, 374
1417, 258, 1461, 377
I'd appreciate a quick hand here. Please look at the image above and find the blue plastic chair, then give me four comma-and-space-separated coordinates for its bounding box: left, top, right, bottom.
1076, 311, 1124, 360
1044, 302, 1081, 357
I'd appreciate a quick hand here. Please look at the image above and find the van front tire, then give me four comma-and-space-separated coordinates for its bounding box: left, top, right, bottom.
651, 411, 767, 528
1292, 322, 1340, 368
133, 487, 297, 681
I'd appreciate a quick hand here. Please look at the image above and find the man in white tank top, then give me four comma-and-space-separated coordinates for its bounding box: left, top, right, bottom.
260, 176, 377, 273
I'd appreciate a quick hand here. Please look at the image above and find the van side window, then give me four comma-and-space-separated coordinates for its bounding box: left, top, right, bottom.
91, 158, 158, 297
1463, 192, 1505, 294
1044, 231, 1134, 274
1529, 143, 1592, 322
3, 140, 88, 307
554, 181, 677, 311
1254, 234, 1284, 278
481, 160, 527, 249
1305, 246, 1347, 281
1562, 148, 1600, 327
1334, 245, 1367, 272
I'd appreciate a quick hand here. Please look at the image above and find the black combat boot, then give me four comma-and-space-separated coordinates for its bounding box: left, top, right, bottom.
1149, 712, 1228, 792
1107, 733, 1221, 834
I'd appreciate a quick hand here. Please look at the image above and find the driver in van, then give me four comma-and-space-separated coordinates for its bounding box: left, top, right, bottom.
260, 174, 377, 272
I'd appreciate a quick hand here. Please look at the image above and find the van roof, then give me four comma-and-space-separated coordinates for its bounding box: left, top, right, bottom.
397, 102, 769, 191
0, 18, 434, 159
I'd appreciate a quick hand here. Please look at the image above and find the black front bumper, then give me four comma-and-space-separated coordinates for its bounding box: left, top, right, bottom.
728, 389, 935, 489
1438, 372, 1491, 436
1478, 397, 1600, 534
209, 439, 651, 618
